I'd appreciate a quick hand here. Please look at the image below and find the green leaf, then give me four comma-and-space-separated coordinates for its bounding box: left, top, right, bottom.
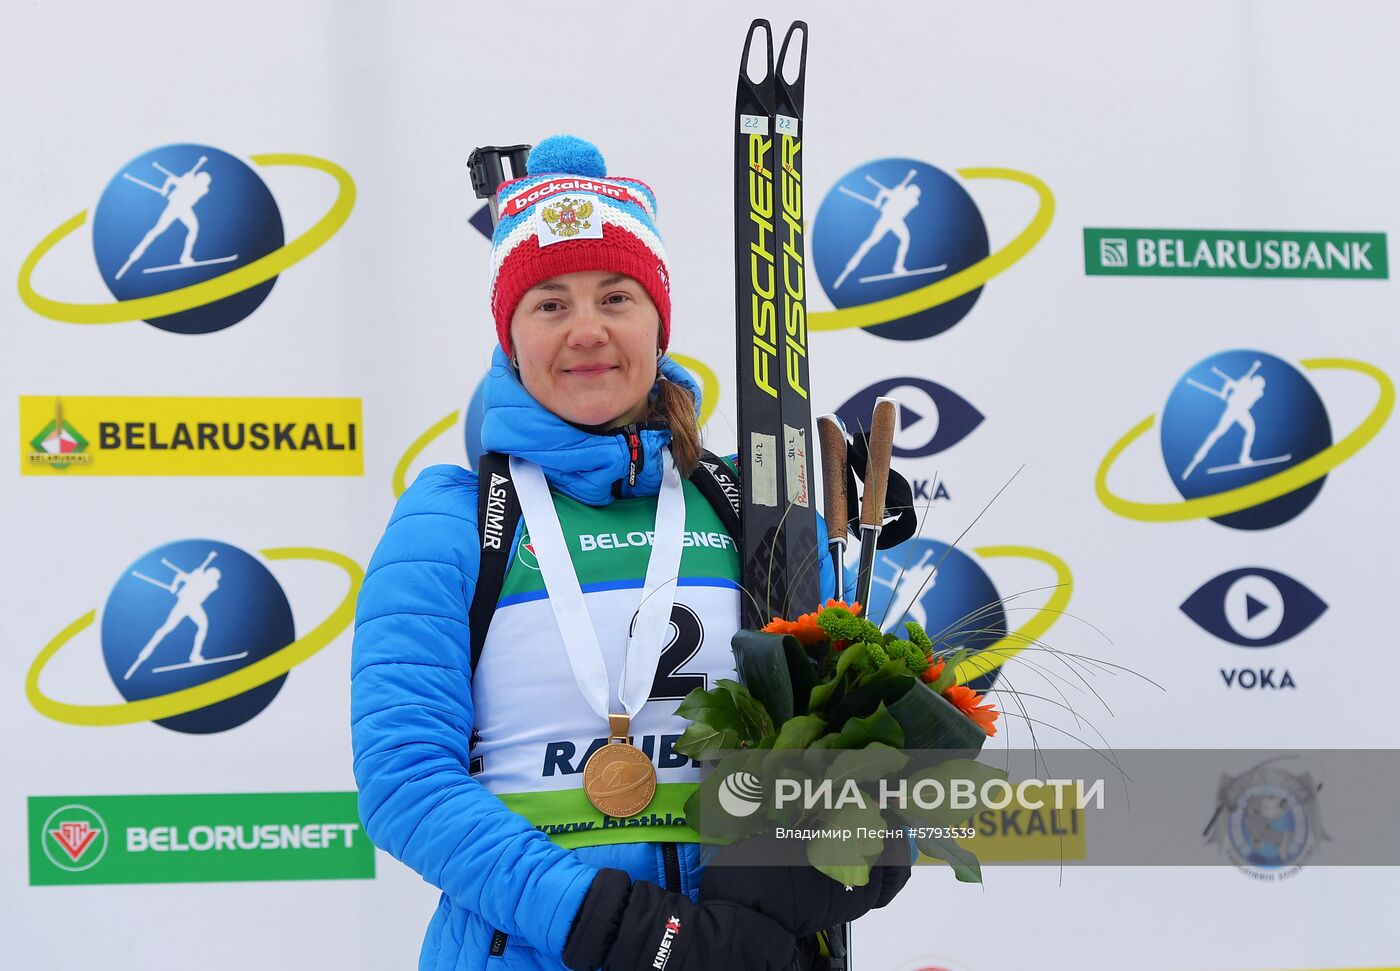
916, 834, 983, 884
812, 702, 904, 750
682, 752, 774, 841
732, 631, 796, 725
886, 681, 989, 751
826, 672, 915, 729
805, 799, 886, 886
784, 636, 818, 715
674, 718, 742, 762
673, 685, 746, 760
807, 643, 867, 713
771, 714, 828, 749
716, 679, 775, 743
826, 741, 909, 790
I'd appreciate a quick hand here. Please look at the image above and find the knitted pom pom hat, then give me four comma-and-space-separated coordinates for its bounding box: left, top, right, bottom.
488, 135, 671, 354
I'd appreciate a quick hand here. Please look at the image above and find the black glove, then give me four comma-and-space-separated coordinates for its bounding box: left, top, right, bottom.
562, 868, 796, 971
698, 832, 912, 938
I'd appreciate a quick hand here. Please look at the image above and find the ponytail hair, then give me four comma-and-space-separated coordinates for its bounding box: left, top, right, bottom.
650, 368, 701, 477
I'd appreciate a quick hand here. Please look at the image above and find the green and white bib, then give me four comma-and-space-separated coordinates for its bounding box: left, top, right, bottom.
471, 478, 740, 848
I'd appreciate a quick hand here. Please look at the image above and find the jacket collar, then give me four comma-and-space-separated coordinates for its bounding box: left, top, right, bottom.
478, 345, 702, 505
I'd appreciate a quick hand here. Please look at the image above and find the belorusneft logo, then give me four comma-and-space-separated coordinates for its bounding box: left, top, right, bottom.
1084, 228, 1387, 279
29, 793, 373, 885
20, 395, 362, 475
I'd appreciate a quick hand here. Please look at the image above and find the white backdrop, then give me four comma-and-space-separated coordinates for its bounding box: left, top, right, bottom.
4, 1, 1398, 969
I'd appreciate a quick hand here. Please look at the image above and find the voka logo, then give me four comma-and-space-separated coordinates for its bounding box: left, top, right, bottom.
1097, 350, 1392, 530
810, 158, 1052, 341
26, 539, 360, 734
863, 537, 1071, 690
19, 143, 353, 334
1085, 228, 1388, 279
835, 377, 984, 458
40, 804, 108, 873
1181, 568, 1327, 648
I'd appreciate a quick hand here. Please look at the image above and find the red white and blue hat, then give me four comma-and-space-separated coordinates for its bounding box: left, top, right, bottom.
489, 135, 671, 353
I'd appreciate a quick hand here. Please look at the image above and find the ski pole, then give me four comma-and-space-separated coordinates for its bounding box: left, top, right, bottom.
853, 397, 898, 611
817, 414, 848, 601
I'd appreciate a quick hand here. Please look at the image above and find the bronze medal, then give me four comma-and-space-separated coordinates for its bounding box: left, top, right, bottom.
582, 714, 657, 818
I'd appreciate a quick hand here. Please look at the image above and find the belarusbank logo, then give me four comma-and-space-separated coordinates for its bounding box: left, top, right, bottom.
29, 792, 373, 885
1084, 228, 1387, 279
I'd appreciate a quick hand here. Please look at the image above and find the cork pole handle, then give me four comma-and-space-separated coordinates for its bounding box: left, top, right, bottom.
860, 397, 899, 528
817, 414, 848, 537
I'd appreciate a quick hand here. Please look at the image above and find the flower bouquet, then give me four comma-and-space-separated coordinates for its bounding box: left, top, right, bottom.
674, 600, 1007, 885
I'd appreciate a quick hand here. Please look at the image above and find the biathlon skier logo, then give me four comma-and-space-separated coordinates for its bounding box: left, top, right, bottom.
25, 540, 360, 734
1097, 349, 1393, 531
1180, 568, 1327, 647
810, 158, 1052, 341
20, 143, 353, 334
94, 146, 281, 333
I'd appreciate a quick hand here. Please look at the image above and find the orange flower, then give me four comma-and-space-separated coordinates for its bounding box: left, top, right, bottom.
943, 684, 1000, 737
762, 610, 825, 646
763, 599, 863, 647
919, 657, 945, 684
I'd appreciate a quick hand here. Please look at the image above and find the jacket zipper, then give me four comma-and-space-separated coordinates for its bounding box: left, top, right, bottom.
661, 842, 681, 895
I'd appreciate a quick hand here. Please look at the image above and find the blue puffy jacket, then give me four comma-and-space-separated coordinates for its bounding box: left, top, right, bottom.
351, 347, 841, 971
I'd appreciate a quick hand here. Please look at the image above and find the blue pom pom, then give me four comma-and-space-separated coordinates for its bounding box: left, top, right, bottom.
526, 135, 607, 179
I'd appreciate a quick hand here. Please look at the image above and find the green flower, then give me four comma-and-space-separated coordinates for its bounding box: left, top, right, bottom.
904, 621, 933, 652
817, 606, 875, 642
883, 638, 930, 673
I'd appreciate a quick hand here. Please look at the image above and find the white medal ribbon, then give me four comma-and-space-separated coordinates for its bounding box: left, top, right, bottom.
509, 450, 686, 724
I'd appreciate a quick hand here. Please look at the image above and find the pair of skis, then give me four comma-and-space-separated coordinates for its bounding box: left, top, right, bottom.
732, 23, 907, 971
733, 19, 821, 631
731, 17, 903, 623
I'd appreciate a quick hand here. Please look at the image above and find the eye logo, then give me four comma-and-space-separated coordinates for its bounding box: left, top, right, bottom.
19, 143, 353, 334
809, 158, 1052, 342
835, 377, 983, 458
1097, 350, 1393, 530
1180, 568, 1327, 647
